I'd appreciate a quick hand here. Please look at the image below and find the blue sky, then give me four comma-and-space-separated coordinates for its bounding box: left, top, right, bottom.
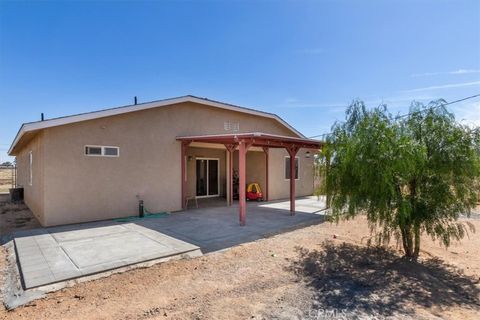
1, 0, 479, 163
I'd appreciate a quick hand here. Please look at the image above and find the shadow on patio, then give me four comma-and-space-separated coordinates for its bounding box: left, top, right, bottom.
288, 241, 480, 318
135, 196, 327, 253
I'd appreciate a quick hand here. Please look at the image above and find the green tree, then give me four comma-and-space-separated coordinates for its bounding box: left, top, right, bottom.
322, 99, 479, 259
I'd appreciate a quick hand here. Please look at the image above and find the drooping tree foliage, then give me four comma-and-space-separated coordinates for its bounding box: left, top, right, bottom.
321, 99, 480, 259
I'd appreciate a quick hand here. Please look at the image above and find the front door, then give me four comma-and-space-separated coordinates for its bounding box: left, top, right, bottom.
196, 158, 219, 197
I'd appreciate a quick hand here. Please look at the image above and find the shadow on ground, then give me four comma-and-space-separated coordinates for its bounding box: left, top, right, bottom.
288, 241, 480, 318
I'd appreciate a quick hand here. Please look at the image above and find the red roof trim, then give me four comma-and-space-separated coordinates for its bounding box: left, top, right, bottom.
176, 132, 322, 149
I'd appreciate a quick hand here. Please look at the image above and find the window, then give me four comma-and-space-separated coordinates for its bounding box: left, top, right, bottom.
85, 146, 102, 155
285, 157, 299, 180
28, 151, 33, 186
103, 147, 119, 156
85, 145, 119, 157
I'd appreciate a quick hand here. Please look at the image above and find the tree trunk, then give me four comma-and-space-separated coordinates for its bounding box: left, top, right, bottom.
401, 226, 408, 255
401, 225, 414, 258
413, 224, 420, 260
325, 153, 331, 209
404, 178, 419, 260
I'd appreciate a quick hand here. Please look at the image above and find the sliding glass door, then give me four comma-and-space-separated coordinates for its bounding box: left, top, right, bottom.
196, 158, 219, 197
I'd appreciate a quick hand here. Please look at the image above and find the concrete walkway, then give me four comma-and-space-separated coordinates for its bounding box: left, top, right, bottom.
13, 196, 326, 289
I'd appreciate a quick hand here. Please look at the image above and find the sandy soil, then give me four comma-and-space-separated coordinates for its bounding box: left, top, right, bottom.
0, 202, 41, 240
0, 213, 479, 319
0, 169, 14, 194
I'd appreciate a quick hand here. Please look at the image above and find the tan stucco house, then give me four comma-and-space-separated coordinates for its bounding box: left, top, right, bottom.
8, 95, 321, 227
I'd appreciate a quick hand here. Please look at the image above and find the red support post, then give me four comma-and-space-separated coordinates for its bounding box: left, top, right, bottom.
181, 141, 190, 210
262, 147, 269, 202
237, 140, 252, 225
229, 149, 233, 206
224, 144, 236, 206
238, 141, 247, 225
287, 145, 299, 215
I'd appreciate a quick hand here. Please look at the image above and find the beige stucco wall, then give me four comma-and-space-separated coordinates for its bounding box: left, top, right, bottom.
232, 150, 268, 196
31, 101, 312, 226
267, 148, 315, 200
15, 131, 46, 225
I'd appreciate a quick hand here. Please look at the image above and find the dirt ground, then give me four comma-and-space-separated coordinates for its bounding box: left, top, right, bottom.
0, 202, 41, 240
0, 206, 479, 320
0, 168, 15, 194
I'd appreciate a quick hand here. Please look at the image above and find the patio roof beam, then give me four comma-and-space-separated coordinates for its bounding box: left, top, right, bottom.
176, 133, 322, 150
177, 138, 319, 150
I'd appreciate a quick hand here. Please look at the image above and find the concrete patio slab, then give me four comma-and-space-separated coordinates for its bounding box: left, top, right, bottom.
135, 196, 327, 252
258, 196, 326, 213
14, 222, 201, 289
13, 196, 325, 290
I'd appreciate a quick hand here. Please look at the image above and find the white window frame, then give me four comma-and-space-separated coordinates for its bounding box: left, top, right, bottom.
284, 156, 300, 180
84, 145, 120, 157
28, 151, 33, 186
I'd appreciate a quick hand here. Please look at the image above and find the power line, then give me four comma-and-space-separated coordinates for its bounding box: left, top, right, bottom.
394, 93, 480, 119
309, 133, 331, 139
308, 93, 480, 139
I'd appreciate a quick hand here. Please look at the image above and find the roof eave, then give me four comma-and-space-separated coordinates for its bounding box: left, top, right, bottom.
8, 125, 25, 156
8, 96, 306, 154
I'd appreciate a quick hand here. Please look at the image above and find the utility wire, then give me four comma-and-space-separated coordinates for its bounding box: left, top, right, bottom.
309, 133, 331, 139
308, 93, 480, 139
393, 93, 480, 119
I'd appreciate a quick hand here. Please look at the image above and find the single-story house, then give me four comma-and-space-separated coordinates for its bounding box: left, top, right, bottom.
8, 95, 322, 227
